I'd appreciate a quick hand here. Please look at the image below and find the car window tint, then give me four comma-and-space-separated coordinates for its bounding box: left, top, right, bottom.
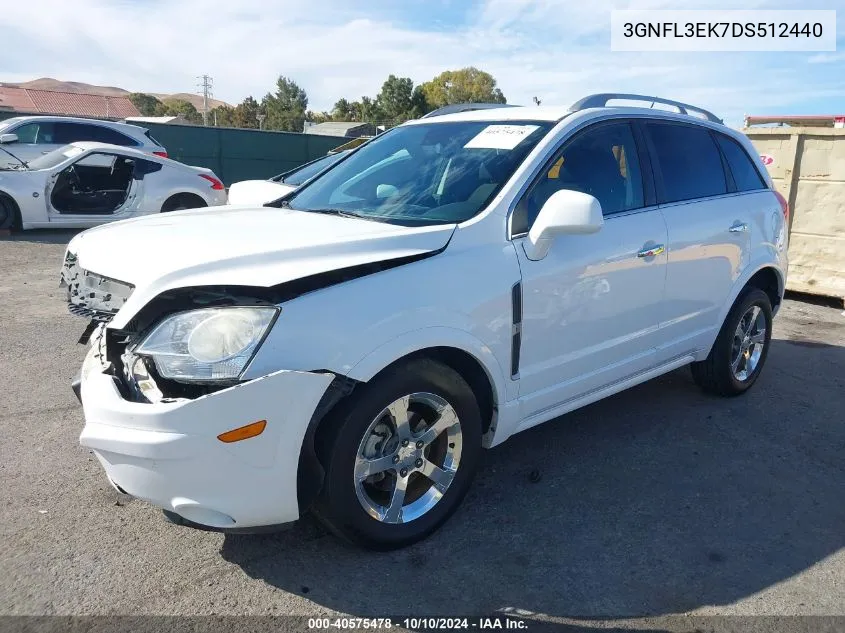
716, 134, 766, 192
281, 153, 343, 186
647, 123, 727, 203
54, 123, 134, 146
515, 122, 644, 233
13, 122, 57, 144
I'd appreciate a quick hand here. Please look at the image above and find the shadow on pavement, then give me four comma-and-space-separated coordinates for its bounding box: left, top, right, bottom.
2, 228, 82, 245
219, 337, 845, 620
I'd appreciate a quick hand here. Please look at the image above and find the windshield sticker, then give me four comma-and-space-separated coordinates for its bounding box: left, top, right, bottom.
464, 125, 540, 150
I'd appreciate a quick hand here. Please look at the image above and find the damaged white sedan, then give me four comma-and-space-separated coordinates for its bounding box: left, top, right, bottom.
0, 142, 226, 230
64, 94, 787, 549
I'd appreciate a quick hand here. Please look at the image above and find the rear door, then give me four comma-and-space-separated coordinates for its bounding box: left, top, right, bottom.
644, 121, 755, 363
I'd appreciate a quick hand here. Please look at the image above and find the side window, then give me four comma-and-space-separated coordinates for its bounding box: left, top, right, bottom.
514, 121, 644, 233
89, 125, 137, 146
647, 123, 727, 203
13, 122, 56, 144
716, 134, 766, 192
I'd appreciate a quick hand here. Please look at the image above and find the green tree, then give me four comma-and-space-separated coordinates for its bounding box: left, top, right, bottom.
262, 76, 308, 132
331, 98, 354, 121
418, 67, 506, 110
128, 92, 162, 116
210, 105, 235, 127
154, 98, 203, 124
376, 75, 415, 123
232, 96, 261, 129
306, 110, 332, 124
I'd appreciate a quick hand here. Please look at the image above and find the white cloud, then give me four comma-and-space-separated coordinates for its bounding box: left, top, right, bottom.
0, 0, 843, 126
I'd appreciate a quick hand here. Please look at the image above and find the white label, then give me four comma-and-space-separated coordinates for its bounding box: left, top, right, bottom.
611, 10, 836, 52
464, 125, 540, 150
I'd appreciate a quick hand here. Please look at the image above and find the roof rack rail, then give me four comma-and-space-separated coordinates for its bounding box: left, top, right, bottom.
569, 93, 723, 124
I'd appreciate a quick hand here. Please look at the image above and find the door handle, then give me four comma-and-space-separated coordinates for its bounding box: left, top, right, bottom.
637, 244, 665, 258
729, 222, 748, 233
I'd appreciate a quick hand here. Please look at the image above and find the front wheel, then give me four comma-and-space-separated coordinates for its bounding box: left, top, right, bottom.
313, 359, 483, 550
691, 288, 773, 396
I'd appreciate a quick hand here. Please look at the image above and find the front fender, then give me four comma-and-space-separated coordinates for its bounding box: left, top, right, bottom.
347, 325, 511, 408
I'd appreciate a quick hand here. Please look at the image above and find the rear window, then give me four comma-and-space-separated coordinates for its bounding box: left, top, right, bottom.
647, 123, 727, 204
716, 134, 766, 192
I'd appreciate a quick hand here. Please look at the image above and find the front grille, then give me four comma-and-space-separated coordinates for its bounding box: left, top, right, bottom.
68, 304, 115, 323
61, 251, 134, 321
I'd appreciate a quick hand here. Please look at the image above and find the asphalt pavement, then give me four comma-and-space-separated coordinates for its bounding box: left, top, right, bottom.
1, 230, 843, 628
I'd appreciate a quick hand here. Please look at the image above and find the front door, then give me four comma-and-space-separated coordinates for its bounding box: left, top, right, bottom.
512, 120, 668, 427
47, 152, 140, 223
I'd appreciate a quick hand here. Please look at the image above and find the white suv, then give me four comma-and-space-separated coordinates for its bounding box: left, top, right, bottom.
0, 116, 167, 167
64, 93, 788, 549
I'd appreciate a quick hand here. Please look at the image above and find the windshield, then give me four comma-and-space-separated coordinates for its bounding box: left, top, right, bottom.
283, 120, 553, 225
274, 152, 345, 186
0, 117, 24, 132
27, 145, 86, 170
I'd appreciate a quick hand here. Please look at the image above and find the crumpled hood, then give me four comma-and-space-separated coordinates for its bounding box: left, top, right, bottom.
67, 205, 455, 328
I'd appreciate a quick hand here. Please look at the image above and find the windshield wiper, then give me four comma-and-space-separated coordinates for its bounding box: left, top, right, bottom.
0, 145, 28, 169
299, 208, 387, 222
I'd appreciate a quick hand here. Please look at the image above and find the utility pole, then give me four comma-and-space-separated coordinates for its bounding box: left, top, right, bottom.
197, 75, 213, 126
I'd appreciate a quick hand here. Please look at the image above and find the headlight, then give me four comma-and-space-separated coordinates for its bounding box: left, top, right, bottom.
135, 306, 278, 382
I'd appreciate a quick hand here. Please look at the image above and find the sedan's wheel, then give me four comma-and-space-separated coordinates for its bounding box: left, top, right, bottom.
314, 359, 482, 549
0, 194, 19, 230
691, 288, 773, 396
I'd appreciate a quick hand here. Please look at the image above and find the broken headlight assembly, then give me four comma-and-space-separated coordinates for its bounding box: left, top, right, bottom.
125, 307, 279, 399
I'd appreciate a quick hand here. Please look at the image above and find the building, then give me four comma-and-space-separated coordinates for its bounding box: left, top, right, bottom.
303, 121, 376, 138
124, 115, 196, 126
0, 85, 140, 120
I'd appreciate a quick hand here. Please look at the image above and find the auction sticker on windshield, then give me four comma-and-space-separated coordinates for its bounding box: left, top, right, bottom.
464, 124, 540, 150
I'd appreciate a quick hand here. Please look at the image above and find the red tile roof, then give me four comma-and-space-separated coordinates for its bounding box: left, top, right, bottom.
0, 86, 37, 112
0, 86, 140, 119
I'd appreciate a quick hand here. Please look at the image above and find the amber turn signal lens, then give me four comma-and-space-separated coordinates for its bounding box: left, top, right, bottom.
217, 420, 267, 443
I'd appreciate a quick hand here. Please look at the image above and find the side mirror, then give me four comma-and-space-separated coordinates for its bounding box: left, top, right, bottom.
523, 189, 604, 261
0, 133, 18, 144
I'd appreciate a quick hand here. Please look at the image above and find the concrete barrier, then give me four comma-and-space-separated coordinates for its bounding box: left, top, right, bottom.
744, 127, 845, 303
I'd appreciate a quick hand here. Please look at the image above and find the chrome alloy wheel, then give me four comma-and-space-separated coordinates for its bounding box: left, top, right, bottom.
354, 392, 463, 524
731, 305, 767, 381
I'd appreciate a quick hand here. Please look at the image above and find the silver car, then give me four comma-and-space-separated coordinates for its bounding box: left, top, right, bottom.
0, 116, 167, 168
0, 142, 226, 230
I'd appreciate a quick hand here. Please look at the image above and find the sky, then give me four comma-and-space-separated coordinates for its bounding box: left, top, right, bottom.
1, 0, 843, 127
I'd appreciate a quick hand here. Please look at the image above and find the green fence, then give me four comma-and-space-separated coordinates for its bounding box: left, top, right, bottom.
0, 111, 348, 185
143, 123, 347, 185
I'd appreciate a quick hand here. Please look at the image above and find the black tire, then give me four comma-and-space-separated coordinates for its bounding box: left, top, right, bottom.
313, 359, 483, 550
0, 193, 20, 231
161, 194, 207, 212
691, 287, 773, 396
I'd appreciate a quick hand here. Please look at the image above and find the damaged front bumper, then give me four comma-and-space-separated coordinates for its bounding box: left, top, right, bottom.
78, 352, 334, 529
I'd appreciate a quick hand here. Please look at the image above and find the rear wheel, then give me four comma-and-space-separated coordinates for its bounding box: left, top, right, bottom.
691, 288, 773, 396
0, 193, 20, 231
313, 359, 482, 550
161, 193, 207, 212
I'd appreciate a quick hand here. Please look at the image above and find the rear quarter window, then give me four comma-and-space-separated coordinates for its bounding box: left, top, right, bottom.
716, 134, 766, 192
647, 122, 727, 204
55, 123, 137, 146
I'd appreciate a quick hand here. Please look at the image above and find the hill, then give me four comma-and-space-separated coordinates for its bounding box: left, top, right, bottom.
3, 78, 232, 111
